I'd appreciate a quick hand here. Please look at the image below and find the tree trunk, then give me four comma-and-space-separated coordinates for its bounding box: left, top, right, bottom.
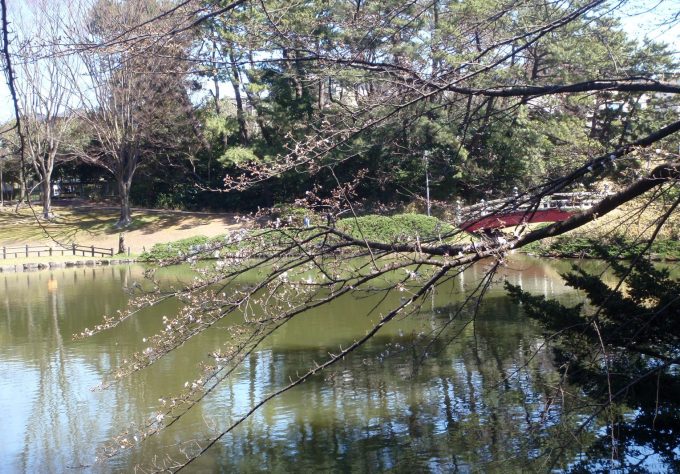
18, 164, 27, 204
178, 91, 212, 152
211, 75, 221, 115
284, 48, 304, 101
228, 46, 249, 146
117, 180, 132, 228
14, 164, 28, 213
530, 45, 542, 80
318, 79, 325, 111
41, 176, 52, 219
244, 50, 274, 146
432, 0, 440, 76
211, 36, 221, 115
243, 92, 273, 145
316, 39, 325, 111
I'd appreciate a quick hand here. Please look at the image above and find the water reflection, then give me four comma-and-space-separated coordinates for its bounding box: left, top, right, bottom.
1, 257, 593, 472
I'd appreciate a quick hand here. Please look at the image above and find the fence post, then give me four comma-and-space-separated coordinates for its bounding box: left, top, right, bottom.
110, 248, 113, 257
25, 245, 28, 257
2, 247, 5, 259
91, 245, 95, 257
72, 243, 76, 256
49, 247, 52, 257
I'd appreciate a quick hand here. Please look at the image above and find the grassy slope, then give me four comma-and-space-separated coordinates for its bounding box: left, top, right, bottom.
0, 204, 240, 259
0, 206, 175, 243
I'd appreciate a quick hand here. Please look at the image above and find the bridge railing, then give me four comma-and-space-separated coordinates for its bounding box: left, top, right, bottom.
456, 191, 608, 223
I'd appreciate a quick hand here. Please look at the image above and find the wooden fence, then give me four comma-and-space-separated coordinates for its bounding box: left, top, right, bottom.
1, 243, 114, 259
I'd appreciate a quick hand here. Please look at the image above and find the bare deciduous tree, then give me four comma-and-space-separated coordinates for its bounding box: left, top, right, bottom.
11, 0, 78, 218
70, 0, 198, 227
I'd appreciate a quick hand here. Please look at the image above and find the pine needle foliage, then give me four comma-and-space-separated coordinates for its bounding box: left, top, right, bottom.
506, 247, 680, 472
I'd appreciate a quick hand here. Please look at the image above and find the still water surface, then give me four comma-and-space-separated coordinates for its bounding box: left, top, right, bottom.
1, 257, 595, 472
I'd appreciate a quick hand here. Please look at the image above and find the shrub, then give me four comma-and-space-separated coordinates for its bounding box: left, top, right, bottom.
141, 236, 213, 261
336, 213, 453, 243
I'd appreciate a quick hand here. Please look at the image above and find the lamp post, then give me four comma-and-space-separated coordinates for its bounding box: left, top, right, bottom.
423, 150, 431, 217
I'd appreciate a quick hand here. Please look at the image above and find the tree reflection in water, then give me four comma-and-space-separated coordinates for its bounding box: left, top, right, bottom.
131, 273, 591, 472
2, 258, 668, 471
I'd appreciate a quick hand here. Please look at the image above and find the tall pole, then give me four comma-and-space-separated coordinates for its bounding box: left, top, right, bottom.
424, 150, 431, 217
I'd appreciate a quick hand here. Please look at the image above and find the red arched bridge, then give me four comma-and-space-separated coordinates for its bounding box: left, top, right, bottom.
457, 192, 605, 232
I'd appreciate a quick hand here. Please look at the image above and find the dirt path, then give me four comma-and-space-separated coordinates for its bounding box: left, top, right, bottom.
93, 213, 246, 253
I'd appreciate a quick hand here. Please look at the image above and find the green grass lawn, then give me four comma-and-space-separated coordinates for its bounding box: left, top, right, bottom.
0, 206, 172, 245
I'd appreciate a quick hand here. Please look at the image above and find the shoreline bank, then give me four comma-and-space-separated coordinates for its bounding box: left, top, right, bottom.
0, 258, 138, 273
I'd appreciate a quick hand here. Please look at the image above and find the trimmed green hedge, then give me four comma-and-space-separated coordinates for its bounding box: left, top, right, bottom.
337, 214, 454, 243
141, 236, 216, 261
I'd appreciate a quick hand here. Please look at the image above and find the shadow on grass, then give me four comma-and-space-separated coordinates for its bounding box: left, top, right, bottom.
70, 211, 185, 236
0, 203, 239, 245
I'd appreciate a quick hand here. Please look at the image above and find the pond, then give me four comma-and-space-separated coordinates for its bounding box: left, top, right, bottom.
0, 256, 632, 472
